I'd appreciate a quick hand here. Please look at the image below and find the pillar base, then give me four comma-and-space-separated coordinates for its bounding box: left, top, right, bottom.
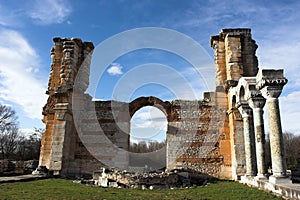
241, 175, 255, 183
254, 174, 268, 180
269, 175, 291, 184
245, 174, 256, 178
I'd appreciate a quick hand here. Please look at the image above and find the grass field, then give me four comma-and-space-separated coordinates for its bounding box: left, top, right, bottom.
0, 178, 282, 200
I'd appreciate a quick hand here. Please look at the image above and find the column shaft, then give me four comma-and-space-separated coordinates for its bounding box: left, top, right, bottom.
267, 98, 287, 177
242, 114, 257, 176
253, 108, 267, 178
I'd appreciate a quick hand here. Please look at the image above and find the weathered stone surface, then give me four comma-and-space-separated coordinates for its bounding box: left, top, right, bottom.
237, 103, 257, 177
38, 28, 288, 183
257, 69, 288, 180
91, 168, 210, 189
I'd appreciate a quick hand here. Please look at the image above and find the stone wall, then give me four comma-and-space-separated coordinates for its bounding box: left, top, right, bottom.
0, 160, 38, 175
49, 95, 227, 178
38, 28, 265, 179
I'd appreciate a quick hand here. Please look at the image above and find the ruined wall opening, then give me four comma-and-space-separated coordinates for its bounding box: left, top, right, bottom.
128, 104, 168, 171
130, 106, 167, 147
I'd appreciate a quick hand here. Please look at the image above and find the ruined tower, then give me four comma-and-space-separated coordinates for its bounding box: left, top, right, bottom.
39, 38, 95, 175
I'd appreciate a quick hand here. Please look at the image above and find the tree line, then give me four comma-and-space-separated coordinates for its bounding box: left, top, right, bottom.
281, 132, 300, 169
0, 103, 42, 160
129, 140, 166, 153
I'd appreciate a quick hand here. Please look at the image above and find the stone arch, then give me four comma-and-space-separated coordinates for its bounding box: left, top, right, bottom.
234, 77, 257, 104
128, 96, 171, 170
239, 86, 245, 102
129, 96, 177, 122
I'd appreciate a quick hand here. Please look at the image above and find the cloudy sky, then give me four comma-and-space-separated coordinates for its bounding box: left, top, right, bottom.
0, 0, 300, 139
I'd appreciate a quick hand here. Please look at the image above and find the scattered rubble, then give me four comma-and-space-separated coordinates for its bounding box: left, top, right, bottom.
32, 166, 48, 176
74, 167, 211, 190
0, 160, 38, 176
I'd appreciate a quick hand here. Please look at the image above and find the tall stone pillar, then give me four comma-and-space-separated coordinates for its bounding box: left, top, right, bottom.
39, 37, 94, 176
237, 103, 257, 176
211, 28, 259, 179
256, 69, 288, 183
248, 95, 268, 179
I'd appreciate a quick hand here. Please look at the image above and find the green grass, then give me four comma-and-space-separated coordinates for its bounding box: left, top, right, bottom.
0, 178, 282, 200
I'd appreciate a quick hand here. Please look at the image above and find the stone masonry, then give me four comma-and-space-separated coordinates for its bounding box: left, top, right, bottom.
38, 29, 288, 182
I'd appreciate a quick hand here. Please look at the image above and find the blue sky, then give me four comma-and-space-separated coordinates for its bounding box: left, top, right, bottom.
0, 0, 300, 140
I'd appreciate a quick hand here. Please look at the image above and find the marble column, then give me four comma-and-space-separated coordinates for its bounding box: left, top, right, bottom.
248, 95, 268, 179
237, 103, 257, 177
256, 69, 288, 182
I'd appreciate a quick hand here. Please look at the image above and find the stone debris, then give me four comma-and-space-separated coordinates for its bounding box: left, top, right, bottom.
32, 166, 48, 176
75, 167, 211, 190
0, 160, 38, 176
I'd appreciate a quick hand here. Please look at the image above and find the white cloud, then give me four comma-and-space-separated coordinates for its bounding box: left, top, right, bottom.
132, 106, 167, 128
279, 91, 300, 134
0, 29, 47, 119
107, 63, 123, 75
27, 0, 72, 24
255, 25, 300, 134
0, 4, 20, 27
258, 38, 300, 85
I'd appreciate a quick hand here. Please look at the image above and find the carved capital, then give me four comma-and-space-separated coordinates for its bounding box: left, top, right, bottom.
248, 95, 266, 109
236, 102, 252, 118
256, 69, 288, 99
260, 86, 286, 99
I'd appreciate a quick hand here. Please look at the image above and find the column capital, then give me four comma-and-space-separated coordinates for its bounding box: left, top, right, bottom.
247, 92, 266, 110
236, 102, 252, 118
256, 69, 288, 99
227, 107, 243, 121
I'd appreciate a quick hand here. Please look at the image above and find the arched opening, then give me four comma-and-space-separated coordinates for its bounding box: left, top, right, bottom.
239, 86, 245, 102
232, 95, 237, 108
130, 106, 167, 145
129, 106, 168, 171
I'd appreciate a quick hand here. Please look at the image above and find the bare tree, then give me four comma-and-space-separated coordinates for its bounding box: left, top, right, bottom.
1, 126, 21, 159
27, 128, 43, 160
15, 127, 43, 161
0, 103, 20, 159
0, 103, 44, 160
283, 132, 300, 169
130, 140, 166, 153
0, 103, 18, 133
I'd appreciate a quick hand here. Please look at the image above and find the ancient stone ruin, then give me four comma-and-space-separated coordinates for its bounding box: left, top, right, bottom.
38, 28, 289, 185
90, 168, 209, 189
